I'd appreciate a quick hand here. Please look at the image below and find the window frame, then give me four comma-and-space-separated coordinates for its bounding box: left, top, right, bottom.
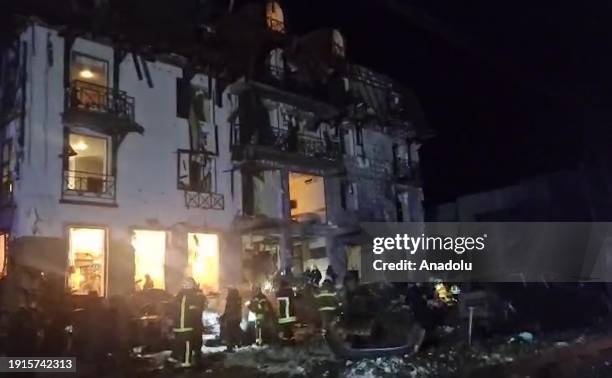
70, 52, 110, 88
66, 225, 109, 297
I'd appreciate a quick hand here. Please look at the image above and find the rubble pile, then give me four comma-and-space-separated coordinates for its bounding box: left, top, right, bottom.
221, 342, 337, 376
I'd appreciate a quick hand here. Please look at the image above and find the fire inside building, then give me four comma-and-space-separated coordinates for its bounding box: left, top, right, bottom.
3, 1, 612, 376
0, 1, 429, 306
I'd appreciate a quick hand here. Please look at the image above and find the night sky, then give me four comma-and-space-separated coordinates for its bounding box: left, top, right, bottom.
285, 0, 612, 204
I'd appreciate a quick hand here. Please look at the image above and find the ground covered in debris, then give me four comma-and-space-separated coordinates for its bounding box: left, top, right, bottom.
168, 325, 612, 378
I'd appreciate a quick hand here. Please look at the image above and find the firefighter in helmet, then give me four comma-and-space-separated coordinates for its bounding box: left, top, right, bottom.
248, 285, 272, 346
314, 279, 339, 333
275, 279, 296, 342
171, 277, 206, 368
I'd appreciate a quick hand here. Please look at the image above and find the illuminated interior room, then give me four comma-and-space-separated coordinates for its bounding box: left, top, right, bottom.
132, 229, 166, 290
187, 233, 219, 293
289, 172, 327, 223
67, 227, 106, 296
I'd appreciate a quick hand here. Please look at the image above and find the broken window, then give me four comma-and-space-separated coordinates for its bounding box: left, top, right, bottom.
289, 172, 326, 223
266, 1, 285, 33
132, 229, 166, 290
187, 233, 219, 293
1, 138, 12, 203
178, 150, 215, 193
67, 227, 107, 296
66, 132, 111, 195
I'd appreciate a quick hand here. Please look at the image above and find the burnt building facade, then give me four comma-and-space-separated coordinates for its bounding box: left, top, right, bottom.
0, 0, 431, 300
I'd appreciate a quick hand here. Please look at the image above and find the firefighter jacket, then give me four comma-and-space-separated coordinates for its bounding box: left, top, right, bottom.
314, 287, 339, 313
248, 293, 271, 321
276, 286, 297, 324
173, 289, 206, 334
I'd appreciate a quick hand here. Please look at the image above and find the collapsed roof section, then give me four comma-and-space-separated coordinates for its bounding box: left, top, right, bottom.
1, 0, 432, 139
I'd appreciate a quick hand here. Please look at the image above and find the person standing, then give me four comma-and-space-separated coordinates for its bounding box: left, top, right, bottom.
275, 280, 296, 343
248, 286, 273, 346
171, 277, 206, 368
220, 288, 242, 351
314, 279, 339, 333
311, 265, 322, 287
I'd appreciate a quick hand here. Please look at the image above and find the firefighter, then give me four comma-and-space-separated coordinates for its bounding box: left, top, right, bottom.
325, 265, 337, 286
314, 279, 339, 333
171, 277, 207, 368
220, 287, 242, 351
275, 279, 296, 342
248, 286, 272, 346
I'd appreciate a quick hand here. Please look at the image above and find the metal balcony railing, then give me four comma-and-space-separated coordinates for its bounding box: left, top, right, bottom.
231, 124, 341, 161
65, 80, 135, 122
62, 170, 116, 202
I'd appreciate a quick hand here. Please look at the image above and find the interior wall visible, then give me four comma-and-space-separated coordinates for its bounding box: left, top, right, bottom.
289, 172, 326, 222
253, 170, 282, 217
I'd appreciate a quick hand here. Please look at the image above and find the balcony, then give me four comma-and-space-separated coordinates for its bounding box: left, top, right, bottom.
61, 170, 117, 206
230, 124, 343, 172
63, 80, 144, 135
177, 149, 225, 210
229, 63, 345, 119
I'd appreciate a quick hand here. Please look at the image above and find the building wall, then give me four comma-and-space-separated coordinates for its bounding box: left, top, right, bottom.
5, 25, 243, 293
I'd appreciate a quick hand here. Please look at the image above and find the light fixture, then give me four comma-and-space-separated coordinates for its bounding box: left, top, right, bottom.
79, 69, 94, 79
73, 141, 88, 151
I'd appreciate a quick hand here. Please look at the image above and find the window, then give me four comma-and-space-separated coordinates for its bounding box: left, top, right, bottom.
266, 1, 285, 33
67, 227, 106, 296
132, 230, 166, 290
66, 133, 110, 194
70, 53, 108, 87
1, 139, 12, 203
187, 233, 219, 293
289, 172, 326, 223
0, 233, 7, 278
178, 150, 215, 193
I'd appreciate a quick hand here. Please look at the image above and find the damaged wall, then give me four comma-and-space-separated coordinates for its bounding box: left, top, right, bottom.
6, 24, 244, 294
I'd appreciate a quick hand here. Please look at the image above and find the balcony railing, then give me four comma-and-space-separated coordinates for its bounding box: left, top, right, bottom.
65, 80, 135, 122
184, 191, 224, 210
231, 124, 341, 161
61, 170, 116, 203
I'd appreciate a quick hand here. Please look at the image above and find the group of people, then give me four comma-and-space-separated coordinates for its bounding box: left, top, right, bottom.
219, 266, 341, 350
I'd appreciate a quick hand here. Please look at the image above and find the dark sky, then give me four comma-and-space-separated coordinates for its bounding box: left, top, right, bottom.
284, 0, 612, 203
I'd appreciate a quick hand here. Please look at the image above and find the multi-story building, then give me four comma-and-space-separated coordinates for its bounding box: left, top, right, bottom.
0, 0, 432, 301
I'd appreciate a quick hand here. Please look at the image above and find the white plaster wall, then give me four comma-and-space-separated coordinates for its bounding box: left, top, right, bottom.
12, 25, 241, 241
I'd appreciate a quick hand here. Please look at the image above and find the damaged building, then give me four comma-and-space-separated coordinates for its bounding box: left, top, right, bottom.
0, 0, 432, 301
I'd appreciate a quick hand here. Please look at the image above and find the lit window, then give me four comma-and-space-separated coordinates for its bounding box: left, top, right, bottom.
132, 230, 166, 290
68, 227, 106, 296
71, 53, 108, 87
66, 133, 109, 194
187, 233, 219, 293
266, 1, 285, 33
0, 233, 7, 278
